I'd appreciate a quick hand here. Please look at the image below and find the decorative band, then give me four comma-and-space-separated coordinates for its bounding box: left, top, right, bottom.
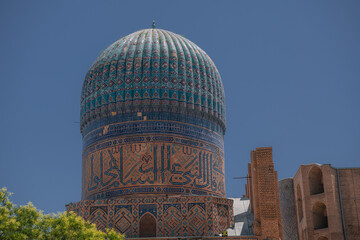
85, 186, 224, 201
81, 110, 225, 136
83, 120, 224, 150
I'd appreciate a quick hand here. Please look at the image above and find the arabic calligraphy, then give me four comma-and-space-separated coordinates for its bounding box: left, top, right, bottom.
83, 136, 225, 199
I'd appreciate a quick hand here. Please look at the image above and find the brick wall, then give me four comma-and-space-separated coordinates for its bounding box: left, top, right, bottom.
338, 168, 360, 240
245, 147, 283, 240
279, 178, 299, 240
293, 164, 345, 240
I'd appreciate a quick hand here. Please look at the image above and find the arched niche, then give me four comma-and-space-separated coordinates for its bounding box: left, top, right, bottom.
318, 237, 328, 240
313, 202, 328, 230
139, 213, 156, 237
309, 166, 324, 195
296, 185, 304, 221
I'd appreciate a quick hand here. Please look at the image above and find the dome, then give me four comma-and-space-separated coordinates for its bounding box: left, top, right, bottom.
80, 28, 227, 201
80, 28, 226, 135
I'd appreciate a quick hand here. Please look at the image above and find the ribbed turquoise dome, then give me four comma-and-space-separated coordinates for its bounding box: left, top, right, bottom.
80, 29, 225, 134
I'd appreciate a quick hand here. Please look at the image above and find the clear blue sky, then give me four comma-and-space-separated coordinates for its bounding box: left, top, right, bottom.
1, 0, 359, 214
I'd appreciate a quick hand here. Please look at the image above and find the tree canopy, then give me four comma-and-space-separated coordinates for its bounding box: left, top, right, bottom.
0, 188, 123, 240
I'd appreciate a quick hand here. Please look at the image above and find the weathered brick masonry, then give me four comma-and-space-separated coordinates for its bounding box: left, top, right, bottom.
245, 147, 283, 240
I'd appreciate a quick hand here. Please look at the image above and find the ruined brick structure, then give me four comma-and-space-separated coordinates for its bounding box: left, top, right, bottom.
287, 164, 360, 240
245, 147, 283, 240
244, 149, 360, 240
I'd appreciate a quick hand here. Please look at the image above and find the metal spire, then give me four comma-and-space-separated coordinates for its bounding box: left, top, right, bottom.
152, 20, 156, 29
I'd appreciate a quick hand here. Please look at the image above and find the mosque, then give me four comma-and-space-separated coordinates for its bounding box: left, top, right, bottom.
66, 26, 360, 240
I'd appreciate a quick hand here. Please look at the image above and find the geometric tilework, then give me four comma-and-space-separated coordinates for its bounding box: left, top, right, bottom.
80, 29, 226, 135
113, 205, 132, 236
81, 111, 225, 138
67, 195, 233, 238
139, 204, 157, 218
188, 203, 206, 236
216, 204, 230, 231
82, 120, 225, 150
89, 205, 108, 231
162, 204, 182, 236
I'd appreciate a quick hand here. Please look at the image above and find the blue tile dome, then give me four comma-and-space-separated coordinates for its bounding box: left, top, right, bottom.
80, 29, 226, 135
79, 28, 228, 201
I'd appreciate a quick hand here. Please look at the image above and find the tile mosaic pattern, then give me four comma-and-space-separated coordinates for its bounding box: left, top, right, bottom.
279, 178, 299, 240
82, 111, 225, 138
82, 132, 225, 200
82, 119, 224, 150
80, 29, 226, 134
67, 195, 233, 238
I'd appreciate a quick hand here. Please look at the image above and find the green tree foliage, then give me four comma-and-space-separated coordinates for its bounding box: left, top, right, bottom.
0, 188, 123, 240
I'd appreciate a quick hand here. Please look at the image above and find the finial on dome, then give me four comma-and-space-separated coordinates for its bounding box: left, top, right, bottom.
152, 20, 156, 29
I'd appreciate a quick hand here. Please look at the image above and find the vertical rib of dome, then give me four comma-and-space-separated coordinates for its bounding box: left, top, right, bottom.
151, 30, 160, 107
141, 30, 152, 108
176, 35, 195, 111
168, 32, 186, 109
133, 31, 145, 107
163, 30, 179, 107
184, 38, 201, 112
158, 30, 170, 107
